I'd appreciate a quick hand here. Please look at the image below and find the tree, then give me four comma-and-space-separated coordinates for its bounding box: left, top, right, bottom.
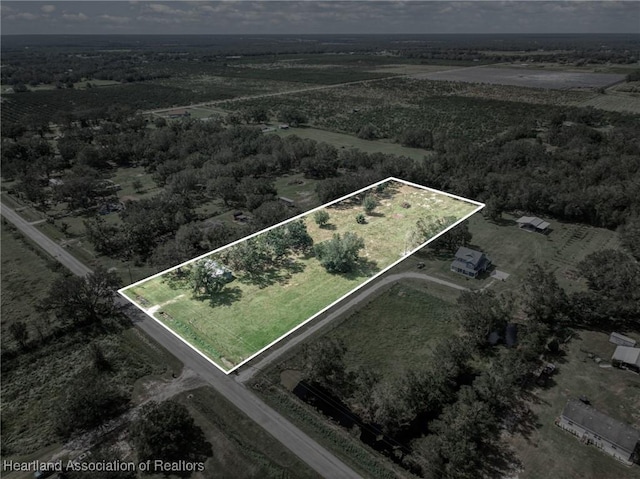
54, 368, 128, 438
428, 219, 471, 254
314, 232, 365, 274
457, 290, 509, 348
284, 219, 314, 253
363, 195, 377, 215
356, 124, 378, 140
8, 322, 29, 351
302, 338, 351, 399
42, 266, 121, 324
398, 128, 433, 149
132, 178, 143, 193
521, 263, 568, 328
278, 107, 307, 127
130, 400, 211, 473
207, 176, 241, 206
314, 209, 330, 228
189, 260, 232, 298
84, 216, 125, 256
619, 216, 640, 260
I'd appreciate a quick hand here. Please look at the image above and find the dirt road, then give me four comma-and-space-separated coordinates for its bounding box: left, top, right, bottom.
1, 202, 362, 479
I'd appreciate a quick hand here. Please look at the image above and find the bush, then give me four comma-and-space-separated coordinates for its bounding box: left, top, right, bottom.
314, 209, 330, 227
356, 213, 366, 224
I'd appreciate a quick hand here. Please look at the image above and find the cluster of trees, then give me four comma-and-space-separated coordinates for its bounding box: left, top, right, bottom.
298, 264, 570, 478
314, 232, 365, 274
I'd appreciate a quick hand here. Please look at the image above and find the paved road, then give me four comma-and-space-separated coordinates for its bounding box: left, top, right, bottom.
238, 271, 468, 382
1, 202, 362, 479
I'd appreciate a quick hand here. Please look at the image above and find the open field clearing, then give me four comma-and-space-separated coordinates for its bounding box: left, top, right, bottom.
323, 283, 455, 377
270, 126, 433, 160
420, 66, 625, 89
413, 213, 620, 295
121, 180, 480, 372
506, 330, 640, 479
366, 64, 461, 75
576, 92, 640, 114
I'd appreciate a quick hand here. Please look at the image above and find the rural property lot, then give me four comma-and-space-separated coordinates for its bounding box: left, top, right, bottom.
421, 66, 625, 89
120, 178, 481, 373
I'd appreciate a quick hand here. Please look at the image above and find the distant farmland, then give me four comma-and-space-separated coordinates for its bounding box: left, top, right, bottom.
421, 66, 625, 90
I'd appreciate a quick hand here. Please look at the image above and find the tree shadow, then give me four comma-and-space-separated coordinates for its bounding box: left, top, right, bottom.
367, 211, 385, 218
340, 258, 380, 280
192, 285, 243, 307
237, 258, 306, 289
321, 223, 337, 231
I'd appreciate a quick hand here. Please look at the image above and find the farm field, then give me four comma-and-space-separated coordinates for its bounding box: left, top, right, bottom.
506, 329, 640, 479
420, 66, 625, 89
121, 179, 481, 373
270, 126, 434, 160
576, 92, 640, 114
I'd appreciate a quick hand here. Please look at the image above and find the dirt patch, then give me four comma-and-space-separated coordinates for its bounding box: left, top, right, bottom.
280, 369, 303, 391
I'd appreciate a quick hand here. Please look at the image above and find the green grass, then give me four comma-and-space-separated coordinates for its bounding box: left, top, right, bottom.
0, 222, 179, 457
325, 283, 455, 378
123, 180, 479, 371
274, 173, 321, 210
270, 127, 434, 161
507, 330, 640, 479
415, 213, 620, 294
174, 386, 321, 479
1, 222, 58, 351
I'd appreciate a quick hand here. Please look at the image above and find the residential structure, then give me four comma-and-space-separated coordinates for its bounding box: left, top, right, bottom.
166, 109, 191, 119
557, 399, 640, 465
450, 246, 491, 278
610, 332, 637, 348
516, 216, 550, 233
611, 346, 640, 373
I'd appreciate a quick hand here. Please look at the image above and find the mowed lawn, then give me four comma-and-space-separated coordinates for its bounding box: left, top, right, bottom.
123, 181, 479, 371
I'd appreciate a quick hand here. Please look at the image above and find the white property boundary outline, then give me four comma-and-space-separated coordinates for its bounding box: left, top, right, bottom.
119, 177, 484, 374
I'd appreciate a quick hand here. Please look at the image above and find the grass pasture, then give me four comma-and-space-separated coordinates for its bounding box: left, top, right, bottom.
415, 213, 620, 295
270, 126, 434, 161
121, 179, 480, 372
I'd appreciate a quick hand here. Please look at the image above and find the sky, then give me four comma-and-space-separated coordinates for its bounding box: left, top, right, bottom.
1, 1, 638, 35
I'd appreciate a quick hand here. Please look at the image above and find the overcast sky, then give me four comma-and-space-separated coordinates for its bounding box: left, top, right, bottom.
1, 1, 638, 35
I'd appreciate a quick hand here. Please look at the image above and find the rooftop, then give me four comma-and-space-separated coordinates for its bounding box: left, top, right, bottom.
517, 216, 550, 230
561, 399, 640, 453
453, 246, 487, 268
612, 346, 640, 367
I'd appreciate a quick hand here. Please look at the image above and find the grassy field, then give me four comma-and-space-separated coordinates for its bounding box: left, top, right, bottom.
1, 222, 58, 352
270, 126, 434, 161
324, 282, 456, 378
175, 386, 321, 479
122, 180, 479, 371
576, 92, 640, 114
506, 329, 640, 479
0, 221, 181, 456
414, 212, 620, 295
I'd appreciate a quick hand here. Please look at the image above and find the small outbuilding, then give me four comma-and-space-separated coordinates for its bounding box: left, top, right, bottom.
609, 332, 637, 348
450, 247, 491, 278
279, 197, 295, 207
167, 109, 191, 119
611, 346, 640, 373
557, 399, 640, 465
516, 216, 550, 234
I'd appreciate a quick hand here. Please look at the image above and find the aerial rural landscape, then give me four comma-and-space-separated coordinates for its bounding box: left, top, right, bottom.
1, 2, 640, 479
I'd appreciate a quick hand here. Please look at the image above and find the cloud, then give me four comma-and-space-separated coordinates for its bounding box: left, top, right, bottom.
6, 12, 39, 21
62, 12, 88, 22
41, 5, 56, 14
100, 14, 131, 25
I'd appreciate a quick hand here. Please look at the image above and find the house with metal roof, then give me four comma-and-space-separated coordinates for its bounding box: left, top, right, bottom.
450, 246, 491, 278
610, 332, 637, 348
611, 346, 640, 373
557, 399, 640, 465
516, 216, 550, 233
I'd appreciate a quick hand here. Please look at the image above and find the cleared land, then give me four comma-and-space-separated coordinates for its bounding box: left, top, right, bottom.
121, 179, 480, 373
576, 92, 640, 114
270, 126, 434, 160
421, 66, 625, 89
